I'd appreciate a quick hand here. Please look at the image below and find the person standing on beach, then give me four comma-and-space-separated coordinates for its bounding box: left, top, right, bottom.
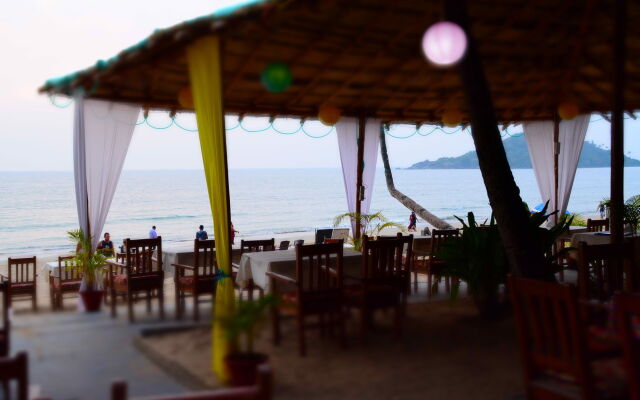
408, 212, 417, 232
230, 222, 239, 245
196, 225, 208, 240
149, 225, 158, 239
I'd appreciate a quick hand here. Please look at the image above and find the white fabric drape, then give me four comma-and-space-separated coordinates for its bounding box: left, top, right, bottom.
73, 98, 139, 249
524, 121, 556, 212
73, 94, 89, 236
336, 118, 381, 235
524, 115, 590, 218
557, 114, 590, 216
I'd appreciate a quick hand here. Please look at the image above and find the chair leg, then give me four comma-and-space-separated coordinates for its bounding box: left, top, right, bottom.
146, 290, 152, 313
297, 314, 306, 357
159, 285, 165, 320
33, 290, 37, 312
175, 288, 182, 320
111, 287, 117, 318
127, 292, 134, 323
193, 292, 199, 322
427, 273, 433, 299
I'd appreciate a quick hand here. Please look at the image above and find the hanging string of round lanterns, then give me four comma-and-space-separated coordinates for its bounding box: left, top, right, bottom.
557, 101, 579, 120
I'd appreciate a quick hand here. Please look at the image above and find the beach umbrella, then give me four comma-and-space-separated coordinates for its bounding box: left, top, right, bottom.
531, 203, 571, 215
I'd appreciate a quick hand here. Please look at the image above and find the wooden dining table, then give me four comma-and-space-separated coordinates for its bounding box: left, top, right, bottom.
236, 248, 363, 293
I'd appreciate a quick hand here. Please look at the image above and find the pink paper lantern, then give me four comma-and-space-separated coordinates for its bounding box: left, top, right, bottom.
422, 21, 467, 66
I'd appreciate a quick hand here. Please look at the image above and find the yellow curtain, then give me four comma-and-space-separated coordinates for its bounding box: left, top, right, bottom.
187, 35, 234, 381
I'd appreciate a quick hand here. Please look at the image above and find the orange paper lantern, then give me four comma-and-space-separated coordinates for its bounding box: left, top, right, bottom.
178, 87, 194, 109
442, 109, 463, 127
318, 104, 341, 126
558, 101, 579, 120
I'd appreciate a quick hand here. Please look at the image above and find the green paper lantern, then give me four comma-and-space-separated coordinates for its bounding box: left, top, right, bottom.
261, 62, 292, 93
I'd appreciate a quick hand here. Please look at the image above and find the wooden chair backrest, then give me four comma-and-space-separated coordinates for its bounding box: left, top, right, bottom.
577, 241, 636, 302
240, 239, 275, 255
508, 276, 593, 396
377, 233, 414, 270
111, 363, 272, 400
586, 218, 609, 232
123, 237, 162, 276
0, 281, 9, 356
193, 239, 217, 277
57, 255, 81, 282
360, 235, 405, 283
277, 241, 290, 250
0, 352, 28, 400
295, 242, 343, 293
7, 257, 36, 285
430, 229, 460, 257
614, 293, 640, 398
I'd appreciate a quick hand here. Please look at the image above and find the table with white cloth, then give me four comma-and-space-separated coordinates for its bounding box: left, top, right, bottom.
570, 231, 640, 267
42, 261, 62, 275
236, 249, 363, 293
162, 242, 243, 273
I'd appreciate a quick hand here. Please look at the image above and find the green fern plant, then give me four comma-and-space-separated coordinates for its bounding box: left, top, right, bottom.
333, 211, 406, 250
67, 229, 108, 290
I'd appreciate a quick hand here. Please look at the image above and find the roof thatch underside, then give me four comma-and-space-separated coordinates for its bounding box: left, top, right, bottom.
40, 0, 640, 124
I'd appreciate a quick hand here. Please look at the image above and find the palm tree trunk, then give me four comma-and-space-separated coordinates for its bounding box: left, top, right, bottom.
379, 128, 454, 230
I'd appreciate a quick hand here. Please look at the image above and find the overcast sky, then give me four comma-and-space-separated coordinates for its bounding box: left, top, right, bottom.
1, 0, 638, 171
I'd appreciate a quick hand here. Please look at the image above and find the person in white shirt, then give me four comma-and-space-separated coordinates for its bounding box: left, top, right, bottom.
149, 225, 158, 239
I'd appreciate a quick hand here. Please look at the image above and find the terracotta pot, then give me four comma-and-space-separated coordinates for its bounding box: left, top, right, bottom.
224, 353, 268, 387
80, 290, 104, 312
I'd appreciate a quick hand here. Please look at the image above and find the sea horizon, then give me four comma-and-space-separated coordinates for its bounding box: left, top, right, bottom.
2, 167, 639, 258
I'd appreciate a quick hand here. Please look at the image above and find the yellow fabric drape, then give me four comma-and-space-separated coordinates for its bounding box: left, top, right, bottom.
187, 36, 234, 381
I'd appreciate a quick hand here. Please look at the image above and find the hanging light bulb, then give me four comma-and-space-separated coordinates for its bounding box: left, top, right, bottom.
177, 87, 194, 109
558, 101, 579, 120
442, 109, 463, 127
318, 104, 341, 126
422, 21, 467, 66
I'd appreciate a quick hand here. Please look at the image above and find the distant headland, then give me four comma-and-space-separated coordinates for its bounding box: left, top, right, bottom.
407, 135, 640, 169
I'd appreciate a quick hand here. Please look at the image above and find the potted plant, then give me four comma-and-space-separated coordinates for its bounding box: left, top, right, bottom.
437, 212, 508, 320
67, 229, 108, 312
438, 204, 572, 319
218, 294, 279, 386
333, 211, 405, 251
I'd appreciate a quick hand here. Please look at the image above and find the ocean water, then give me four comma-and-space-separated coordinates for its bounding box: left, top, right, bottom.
1, 167, 639, 256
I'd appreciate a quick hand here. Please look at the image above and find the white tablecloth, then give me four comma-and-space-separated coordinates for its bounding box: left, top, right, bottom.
42, 261, 61, 274
236, 249, 362, 292
571, 231, 640, 247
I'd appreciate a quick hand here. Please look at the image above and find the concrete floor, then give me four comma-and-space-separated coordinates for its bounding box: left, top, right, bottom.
12, 308, 190, 400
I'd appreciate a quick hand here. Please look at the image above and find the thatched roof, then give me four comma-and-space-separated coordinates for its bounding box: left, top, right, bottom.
39, 0, 640, 124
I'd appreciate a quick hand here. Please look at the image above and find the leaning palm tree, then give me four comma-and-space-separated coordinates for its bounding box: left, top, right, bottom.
379, 128, 454, 230
333, 211, 405, 250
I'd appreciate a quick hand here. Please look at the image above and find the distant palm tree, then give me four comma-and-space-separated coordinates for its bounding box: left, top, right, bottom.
379, 129, 454, 230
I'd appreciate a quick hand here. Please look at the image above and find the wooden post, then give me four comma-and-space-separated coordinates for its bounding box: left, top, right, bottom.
354, 115, 366, 241
610, 0, 627, 245
553, 116, 560, 225
445, 0, 548, 279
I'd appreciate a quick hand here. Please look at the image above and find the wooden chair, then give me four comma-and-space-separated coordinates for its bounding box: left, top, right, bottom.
412, 229, 459, 298
509, 276, 596, 400
5, 257, 37, 311
346, 235, 407, 343
377, 233, 414, 300
108, 237, 164, 322
277, 240, 290, 250
111, 364, 272, 400
234, 239, 275, 301
613, 293, 640, 399
49, 256, 82, 310
173, 239, 217, 321
0, 352, 28, 400
0, 281, 9, 357
577, 241, 638, 303
587, 218, 610, 233
268, 242, 345, 356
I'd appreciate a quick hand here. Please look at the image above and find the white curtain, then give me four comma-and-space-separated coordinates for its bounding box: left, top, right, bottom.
557, 114, 590, 216
73, 98, 139, 249
73, 94, 89, 236
524, 114, 590, 218
336, 118, 381, 234
524, 121, 555, 212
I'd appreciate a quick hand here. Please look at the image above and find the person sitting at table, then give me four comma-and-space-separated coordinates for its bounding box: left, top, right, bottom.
196, 225, 208, 240
149, 225, 158, 239
97, 232, 114, 256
